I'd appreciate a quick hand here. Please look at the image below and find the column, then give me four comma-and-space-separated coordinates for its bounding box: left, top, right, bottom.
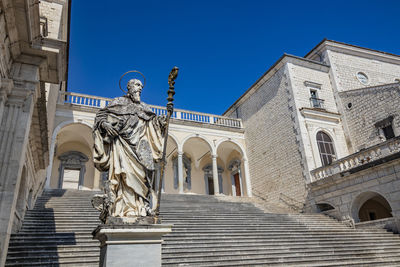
0, 79, 13, 125
0, 84, 37, 265
212, 154, 219, 195
177, 151, 184, 194
242, 157, 252, 197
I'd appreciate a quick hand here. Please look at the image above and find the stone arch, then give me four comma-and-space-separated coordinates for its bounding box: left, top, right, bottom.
216, 139, 249, 196
181, 134, 215, 155
215, 138, 245, 157
351, 191, 393, 222
46, 120, 93, 188
180, 135, 214, 194
46, 121, 96, 190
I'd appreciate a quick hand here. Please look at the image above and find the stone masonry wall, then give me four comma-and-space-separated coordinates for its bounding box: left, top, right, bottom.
327, 50, 400, 92
232, 65, 306, 206
339, 83, 400, 151
307, 158, 400, 232
39, 1, 65, 39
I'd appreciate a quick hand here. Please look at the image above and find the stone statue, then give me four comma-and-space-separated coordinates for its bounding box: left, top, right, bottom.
92, 78, 166, 223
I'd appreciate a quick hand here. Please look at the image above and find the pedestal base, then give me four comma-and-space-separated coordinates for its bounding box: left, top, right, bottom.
93, 224, 172, 267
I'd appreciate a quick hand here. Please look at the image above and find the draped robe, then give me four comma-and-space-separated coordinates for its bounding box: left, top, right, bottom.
93, 96, 164, 217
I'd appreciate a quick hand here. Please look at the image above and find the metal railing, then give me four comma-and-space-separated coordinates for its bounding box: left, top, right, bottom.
58, 92, 243, 129
310, 97, 325, 109
310, 136, 400, 182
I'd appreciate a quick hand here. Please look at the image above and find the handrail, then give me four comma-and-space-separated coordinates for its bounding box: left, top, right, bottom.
58, 91, 243, 129
310, 136, 400, 182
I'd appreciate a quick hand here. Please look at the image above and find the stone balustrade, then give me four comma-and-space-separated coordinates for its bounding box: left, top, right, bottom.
58, 92, 242, 128
310, 136, 400, 182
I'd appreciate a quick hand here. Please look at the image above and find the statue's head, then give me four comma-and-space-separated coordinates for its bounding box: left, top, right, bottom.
127, 79, 143, 101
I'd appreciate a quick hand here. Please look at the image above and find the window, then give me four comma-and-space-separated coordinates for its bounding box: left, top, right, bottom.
382, 125, 395, 140
316, 131, 336, 166
375, 116, 395, 141
310, 89, 324, 108
356, 72, 369, 85
40, 16, 48, 37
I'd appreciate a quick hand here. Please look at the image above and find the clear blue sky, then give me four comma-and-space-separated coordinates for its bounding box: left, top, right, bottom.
68, 0, 400, 115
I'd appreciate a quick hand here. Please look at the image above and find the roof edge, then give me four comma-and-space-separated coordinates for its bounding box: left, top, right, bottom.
223, 54, 329, 116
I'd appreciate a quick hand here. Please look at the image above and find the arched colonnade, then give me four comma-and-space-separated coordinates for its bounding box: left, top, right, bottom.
46, 120, 252, 197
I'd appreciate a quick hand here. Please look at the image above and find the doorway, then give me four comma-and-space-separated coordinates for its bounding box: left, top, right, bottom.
233, 173, 241, 196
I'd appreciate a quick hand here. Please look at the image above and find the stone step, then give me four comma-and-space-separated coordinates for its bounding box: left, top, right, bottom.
7, 243, 99, 252
162, 241, 400, 251
7, 248, 99, 258
161, 253, 400, 265
166, 229, 390, 235
163, 236, 400, 243
162, 247, 400, 260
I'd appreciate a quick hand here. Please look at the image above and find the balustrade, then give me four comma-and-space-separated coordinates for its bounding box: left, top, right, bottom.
58, 92, 242, 129
310, 136, 400, 182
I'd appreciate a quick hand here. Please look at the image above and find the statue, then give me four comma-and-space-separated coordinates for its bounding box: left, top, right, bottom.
92, 77, 166, 223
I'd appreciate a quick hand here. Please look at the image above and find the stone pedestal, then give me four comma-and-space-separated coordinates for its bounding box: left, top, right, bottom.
93, 224, 172, 267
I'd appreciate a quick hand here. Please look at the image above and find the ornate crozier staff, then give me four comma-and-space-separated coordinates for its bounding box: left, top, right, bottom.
155, 66, 179, 216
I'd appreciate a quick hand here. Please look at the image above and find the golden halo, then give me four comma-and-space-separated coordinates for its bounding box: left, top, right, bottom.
119, 70, 146, 93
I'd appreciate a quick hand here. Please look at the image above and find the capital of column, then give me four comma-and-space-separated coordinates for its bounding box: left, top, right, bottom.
0, 78, 13, 102
212, 154, 218, 160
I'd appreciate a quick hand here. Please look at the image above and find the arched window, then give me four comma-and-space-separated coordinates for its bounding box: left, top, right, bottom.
316, 131, 336, 166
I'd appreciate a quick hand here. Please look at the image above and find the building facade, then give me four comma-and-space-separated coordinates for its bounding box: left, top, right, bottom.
0, 0, 70, 265
224, 39, 400, 231
0, 2, 400, 264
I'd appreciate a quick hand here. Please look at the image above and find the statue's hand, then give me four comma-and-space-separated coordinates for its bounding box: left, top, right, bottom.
158, 115, 167, 127
102, 121, 118, 137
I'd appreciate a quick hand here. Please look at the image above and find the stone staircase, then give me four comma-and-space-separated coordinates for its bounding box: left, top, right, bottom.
5, 189, 101, 266
160, 194, 400, 266
6, 190, 400, 266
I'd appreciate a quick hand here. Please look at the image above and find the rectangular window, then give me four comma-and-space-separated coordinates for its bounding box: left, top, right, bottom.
310, 89, 324, 109
382, 125, 395, 139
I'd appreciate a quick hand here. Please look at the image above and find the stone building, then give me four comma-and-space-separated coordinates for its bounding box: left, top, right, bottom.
0, 0, 70, 265
224, 39, 400, 232
1, 1, 400, 265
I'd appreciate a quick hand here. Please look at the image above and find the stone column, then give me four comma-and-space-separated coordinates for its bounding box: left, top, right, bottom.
177, 151, 184, 194
242, 157, 252, 197
212, 154, 220, 195
0, 75, 38, 265
0, 79, 13, 125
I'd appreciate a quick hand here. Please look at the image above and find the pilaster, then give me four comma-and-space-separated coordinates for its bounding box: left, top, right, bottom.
242, 157, 252, 197
0, 66, 39, 266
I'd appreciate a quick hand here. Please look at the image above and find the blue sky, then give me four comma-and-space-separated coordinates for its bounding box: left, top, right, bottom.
68, 0, 400, 115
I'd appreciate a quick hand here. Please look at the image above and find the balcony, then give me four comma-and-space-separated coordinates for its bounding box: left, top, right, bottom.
58, 92, 243, 129
310, 136, 400, 183
310, 97, 325, 109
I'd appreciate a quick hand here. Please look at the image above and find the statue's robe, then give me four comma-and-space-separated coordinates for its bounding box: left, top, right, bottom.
93, 96, 164, 217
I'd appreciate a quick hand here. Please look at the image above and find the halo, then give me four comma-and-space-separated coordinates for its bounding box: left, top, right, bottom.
119, 70, 146, 93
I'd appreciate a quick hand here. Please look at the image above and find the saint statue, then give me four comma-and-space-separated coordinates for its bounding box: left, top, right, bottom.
92, 78, 166, 222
